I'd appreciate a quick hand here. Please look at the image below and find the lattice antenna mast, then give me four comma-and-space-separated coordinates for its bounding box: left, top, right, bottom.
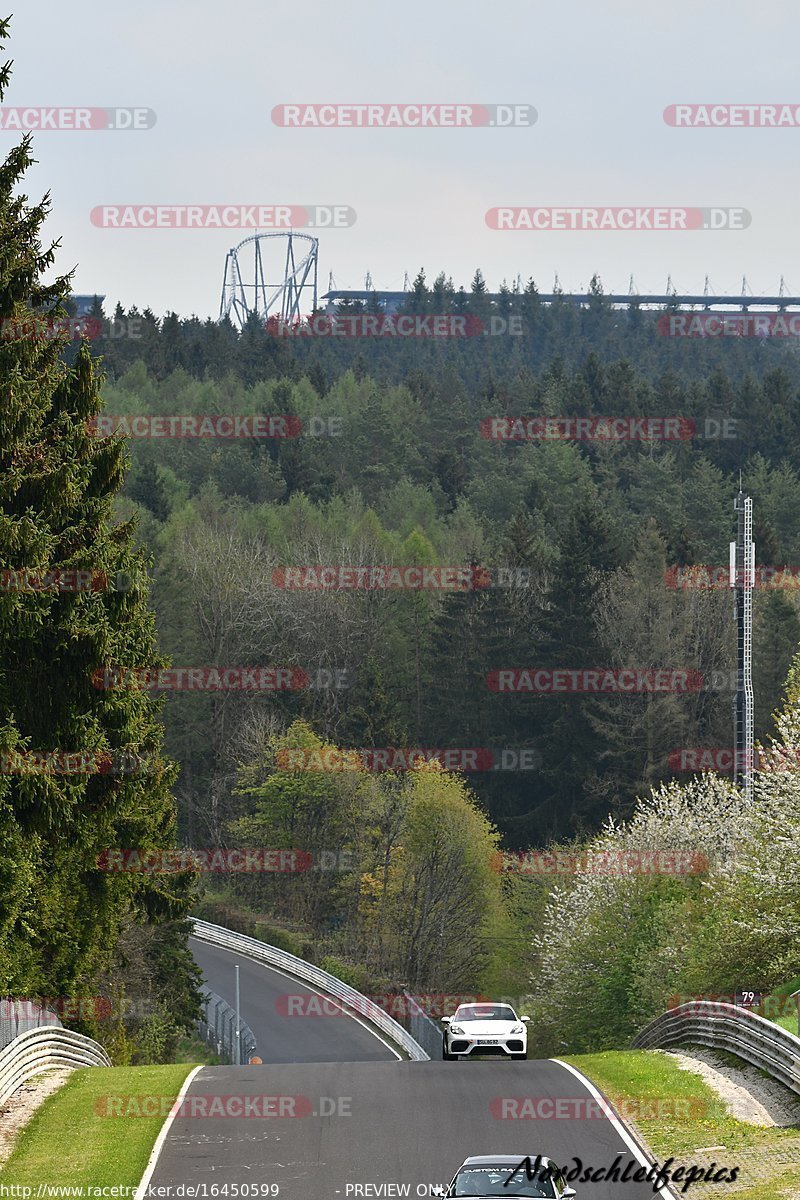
731, 489, 755, 800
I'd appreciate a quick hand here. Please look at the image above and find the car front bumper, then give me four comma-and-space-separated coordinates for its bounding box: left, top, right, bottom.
446, 1036, 526, 1056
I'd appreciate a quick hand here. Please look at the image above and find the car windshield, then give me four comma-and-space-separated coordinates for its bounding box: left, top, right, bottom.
451, 1165, 556, 1197
455, 1004, 517, 1022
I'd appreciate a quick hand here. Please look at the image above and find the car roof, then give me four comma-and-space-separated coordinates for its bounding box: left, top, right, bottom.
457, 1001, 515, 1006
456, 1002, 516, 1012
458, 1156, 557, 1168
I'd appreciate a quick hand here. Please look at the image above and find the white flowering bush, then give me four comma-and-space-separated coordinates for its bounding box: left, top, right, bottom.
528, 775, 745, 1054
686, 677, 800, 992
527, 654, 800, 1055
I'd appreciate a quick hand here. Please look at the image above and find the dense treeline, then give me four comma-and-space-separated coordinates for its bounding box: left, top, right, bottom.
204, 664, 800, 1025
82, 271, 800, 414
91, 341, 800, 848
54, 277, 800, 1029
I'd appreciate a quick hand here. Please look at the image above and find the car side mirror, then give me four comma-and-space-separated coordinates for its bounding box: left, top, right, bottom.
441, 1016, 451, 1023
521, 1016, 530, 1022
562, 1189, 576, 1198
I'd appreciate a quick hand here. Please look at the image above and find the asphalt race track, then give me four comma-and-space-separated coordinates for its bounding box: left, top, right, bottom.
147, 1059, 674, 1199
190, 936, 399, 1063
171, 938, 678, 1199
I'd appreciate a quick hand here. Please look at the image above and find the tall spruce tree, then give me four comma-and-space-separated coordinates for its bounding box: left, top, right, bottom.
0, 19, 190, 996
534, 497, 621, 838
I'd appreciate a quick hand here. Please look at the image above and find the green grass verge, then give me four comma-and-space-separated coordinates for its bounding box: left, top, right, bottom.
565, 1049, 800, 1200
173, 1034, 222, 1065
763, 979, 800, 1037
771, 977, 800, 999
773, 1014, 797, 1037
0, 1063, 196, 1188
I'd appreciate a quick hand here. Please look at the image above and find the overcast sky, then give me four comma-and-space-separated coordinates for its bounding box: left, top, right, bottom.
7, 1, 799, 318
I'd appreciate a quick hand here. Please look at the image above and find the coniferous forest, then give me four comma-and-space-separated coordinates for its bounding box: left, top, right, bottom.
84, 287, 800, 849
5, 3, 800, 1057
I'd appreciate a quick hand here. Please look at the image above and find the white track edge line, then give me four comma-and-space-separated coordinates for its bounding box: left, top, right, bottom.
551, 1058, 681, 1200
134, 1064, 204, 1200
190, 936, 404, 1061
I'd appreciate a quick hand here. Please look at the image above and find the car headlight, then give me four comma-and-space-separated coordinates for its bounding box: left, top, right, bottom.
449, 1024, 465, 1035
510, 1024, 524, 1034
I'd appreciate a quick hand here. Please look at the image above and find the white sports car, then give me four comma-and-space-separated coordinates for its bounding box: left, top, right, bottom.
441, 1001, 529, 1060
445, 1155, 575, 1197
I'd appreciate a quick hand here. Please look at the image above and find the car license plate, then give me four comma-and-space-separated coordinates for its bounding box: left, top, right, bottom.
477, 1039, 499, 1045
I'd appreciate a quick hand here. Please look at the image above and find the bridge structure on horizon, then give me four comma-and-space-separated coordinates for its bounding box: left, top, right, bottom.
321, 280, 800, 315
213, 234, 800, 324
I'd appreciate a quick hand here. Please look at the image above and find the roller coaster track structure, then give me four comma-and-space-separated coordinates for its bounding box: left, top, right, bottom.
219, 232, 318, 329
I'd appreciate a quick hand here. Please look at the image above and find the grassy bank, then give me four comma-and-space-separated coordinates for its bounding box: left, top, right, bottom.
0, 1064, 196, 1188
567, 1049, 800, 1200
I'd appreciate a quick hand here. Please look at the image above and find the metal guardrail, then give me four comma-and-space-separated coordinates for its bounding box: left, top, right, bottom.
190, 919, 429, 1060
402, 992, 443, 1060
0, 999, 61, 1050
633, 1001, 800, 1096
0, 1026, 111, 1106
198, 984, 257, 1064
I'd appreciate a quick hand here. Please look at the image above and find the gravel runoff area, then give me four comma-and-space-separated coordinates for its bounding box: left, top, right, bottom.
0, 1069, 72, 1167
663, 1047, 800, 1127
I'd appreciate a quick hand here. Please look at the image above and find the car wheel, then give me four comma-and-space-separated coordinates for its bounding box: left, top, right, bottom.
442, 1041, 452, 1060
